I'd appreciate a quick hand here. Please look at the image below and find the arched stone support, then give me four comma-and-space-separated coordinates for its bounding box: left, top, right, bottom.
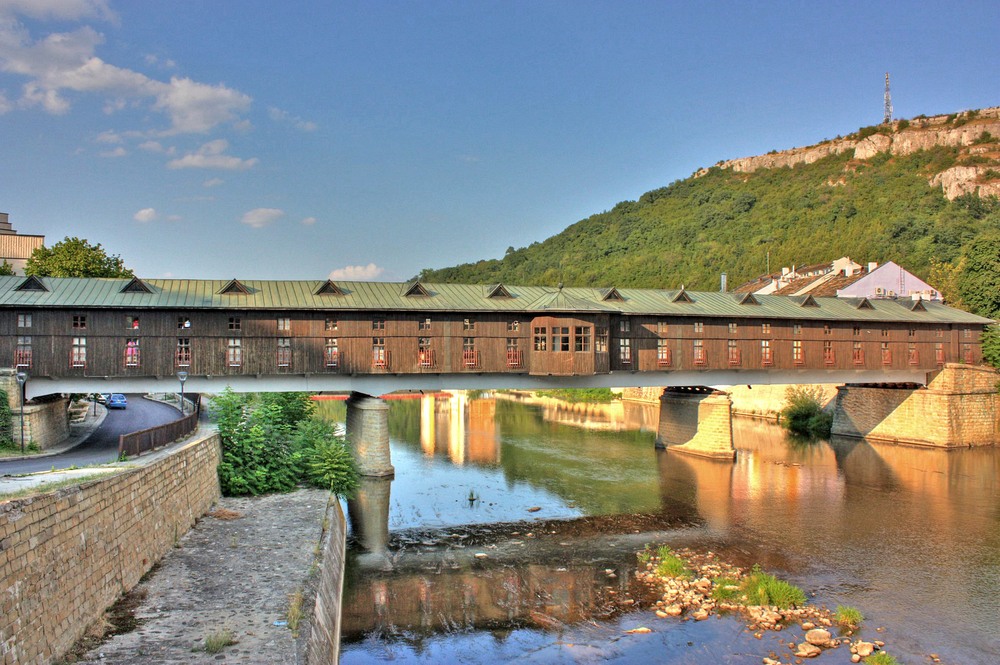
346, 392, 394, 477
656, 389, 736, 461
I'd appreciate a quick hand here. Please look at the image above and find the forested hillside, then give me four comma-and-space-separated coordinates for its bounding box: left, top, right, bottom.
419, 120, 1000, 324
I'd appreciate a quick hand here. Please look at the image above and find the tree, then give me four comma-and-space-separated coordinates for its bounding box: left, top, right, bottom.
958, 231, 1000, 318
25, 237, 134, 278
0, 260, 13, 276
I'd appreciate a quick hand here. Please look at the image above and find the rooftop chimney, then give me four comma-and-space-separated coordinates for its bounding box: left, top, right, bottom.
0, 212, 12, 235
720, 273, 728, 292
868, 262, 878, 273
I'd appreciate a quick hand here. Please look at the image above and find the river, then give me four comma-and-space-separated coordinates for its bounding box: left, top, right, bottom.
320, 394, 1000, 664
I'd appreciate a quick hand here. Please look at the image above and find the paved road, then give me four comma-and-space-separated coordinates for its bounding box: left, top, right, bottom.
0, 396, 182, 475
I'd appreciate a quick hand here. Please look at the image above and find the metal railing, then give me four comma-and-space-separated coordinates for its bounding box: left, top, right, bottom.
118, 393, 201, 458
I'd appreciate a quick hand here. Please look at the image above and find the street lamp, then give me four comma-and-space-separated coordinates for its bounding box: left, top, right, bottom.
15, 371, 27, 454
177, 371, 188, 416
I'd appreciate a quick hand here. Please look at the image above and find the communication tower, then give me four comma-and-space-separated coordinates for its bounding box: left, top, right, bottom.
883, 72, 893, 124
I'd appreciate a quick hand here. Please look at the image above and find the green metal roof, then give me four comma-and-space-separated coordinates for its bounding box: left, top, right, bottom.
0, 276, 992, 324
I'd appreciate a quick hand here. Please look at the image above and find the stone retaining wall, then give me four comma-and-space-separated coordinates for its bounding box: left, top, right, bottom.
306, 500, 347, 665
0, 432, 222, 664
832, 364, 1000, 447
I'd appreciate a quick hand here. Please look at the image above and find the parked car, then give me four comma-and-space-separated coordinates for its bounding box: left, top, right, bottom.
107, 394, 128, 409
93, 392, 111, 404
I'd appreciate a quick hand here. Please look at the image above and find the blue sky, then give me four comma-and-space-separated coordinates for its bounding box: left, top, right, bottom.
0, 1, 997, 281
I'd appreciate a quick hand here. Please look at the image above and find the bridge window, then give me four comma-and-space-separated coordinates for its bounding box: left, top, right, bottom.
17, 313, 31, 328
228, 317, 241, 331
881, 342, 892, 365
71, 337, 86, 367
793, 340, 804, 365
553, 327, 570, 351
15, 336, 31, 369
824, 340, 834, 365
326, 318, 338, 331
418, 317, 431, 331
908, 343, 919, 365
824, 324, 831, 335
178, 316, 191, 329
176, 338, 191, 366
692, 339, 705, 366
657, 321, 668, 335
619, 338, 632, 365
908, 328, 915, 337
761, 339, 772, 366
693, 321, 703, 334
462, 338, 478, 368
507, 320, 520, 332
506, 338, 522, 368
656, 339, 671, 367
372, 338, 387, 368
935, 329, 944, 338
125, 339, 140, 367
418, 338, 433, 368
372, 318, 385, 331
463, 318, 476, 331
227, 338, 242, 367
728, 339, 741, 366
533, 327, 547, 351
619, 319, 630, 334
73, 315, 86, 330
728, 322, 737, 335
935, 342, 945, 365
277, 338, 291, 367
881, 328, 889, 337
963, 344, 973, 364
574, 326, 591, 352
761, 323, 771, 335
853, 341, 864, 365
129, 316, 140, 330
324, 339, 339, 367
277, 317, 291, 332
793, 324, 802, 335
596, 328, 608, 353
853, 326, 861, 336
964, 328, 972, 339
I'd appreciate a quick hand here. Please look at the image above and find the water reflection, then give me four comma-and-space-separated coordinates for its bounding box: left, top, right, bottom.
336, 394, 1000, 664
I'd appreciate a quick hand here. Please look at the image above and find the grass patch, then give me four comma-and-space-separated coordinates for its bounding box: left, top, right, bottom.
203, 629, 236, 654
834, 604, 864, 629
0, 473, 114, 500
286, 588, 305, 636
740, 565, 807, 609
654, 545, 691, 579
710, 577, 743, 602
864, 653, 898, 665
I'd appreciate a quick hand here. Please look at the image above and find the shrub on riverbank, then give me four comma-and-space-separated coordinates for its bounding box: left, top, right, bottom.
780, 386, 832, 439
834, 604, 864, 629
213, 389, 358, 497
535, 388, 621, 403
654, 546, 691, 579
741, 565, 807, 609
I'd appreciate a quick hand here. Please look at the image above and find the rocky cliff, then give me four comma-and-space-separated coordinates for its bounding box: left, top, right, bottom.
701, 107, 1000, 200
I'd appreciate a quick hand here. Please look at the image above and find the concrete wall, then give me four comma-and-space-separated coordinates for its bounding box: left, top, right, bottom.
0, 432, 222, 664
306, 501, 347, 665
0, 370, 71, 451
657, 391, 736, 460
832, 364, 1000, 447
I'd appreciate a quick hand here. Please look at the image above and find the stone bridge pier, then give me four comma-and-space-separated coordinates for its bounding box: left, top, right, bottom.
655, 388, 736, 461
346, 392, 394, 477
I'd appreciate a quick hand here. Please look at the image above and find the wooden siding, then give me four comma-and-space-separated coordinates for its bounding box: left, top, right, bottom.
0, 308, 985, 379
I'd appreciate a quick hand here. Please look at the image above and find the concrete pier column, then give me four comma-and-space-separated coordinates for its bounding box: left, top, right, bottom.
347, 475, 392, 552
346, 392, 394, 477
657, 388, 736, 461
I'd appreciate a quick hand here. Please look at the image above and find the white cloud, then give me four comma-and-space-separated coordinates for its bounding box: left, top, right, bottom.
301, 216, 316, 226
0, 16, 251, 134
95, 129, 121, 143
203, 177, 223, 187
0, 91, 10, 113
328, 263, 384, 280
99, 145, 125, 157
167, 139, 258, 170
241, 207, 284, 229
268, 106, 317, 132
133, 207, 156, 222
0, 0, 116, 22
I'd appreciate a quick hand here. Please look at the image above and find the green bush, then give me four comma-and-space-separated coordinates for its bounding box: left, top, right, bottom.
981, 325, 1000, 369
834, 604, 864, 628
780, 387, 832, 439
864, 653, 898, 665
0, 389, 12, 449
654, 545, 691, 579
294, 418, 359, 498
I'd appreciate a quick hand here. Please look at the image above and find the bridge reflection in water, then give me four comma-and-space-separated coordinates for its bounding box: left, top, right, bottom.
337, 395, 1000, 664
